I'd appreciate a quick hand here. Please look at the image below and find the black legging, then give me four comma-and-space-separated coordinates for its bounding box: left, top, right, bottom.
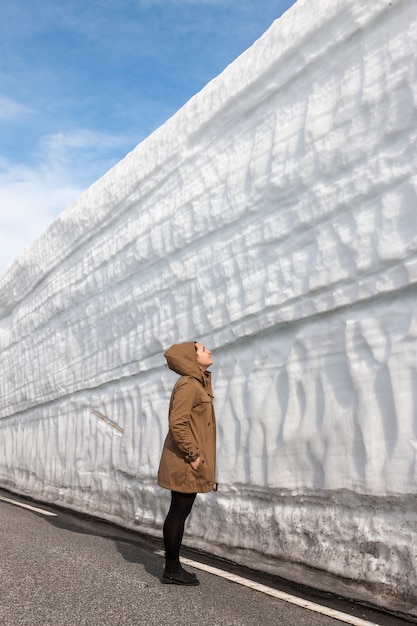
163, 491, 197, 560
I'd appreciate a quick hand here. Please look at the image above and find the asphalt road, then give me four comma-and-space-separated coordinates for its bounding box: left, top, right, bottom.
0, 489, 412, 626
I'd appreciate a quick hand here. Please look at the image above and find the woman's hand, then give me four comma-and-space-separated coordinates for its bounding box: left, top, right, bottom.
190, 457, 201, 471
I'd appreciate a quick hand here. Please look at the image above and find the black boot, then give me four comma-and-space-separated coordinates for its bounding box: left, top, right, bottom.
164, 558, 197, 578
179, 563, 197, 579
161, 559, 199, 586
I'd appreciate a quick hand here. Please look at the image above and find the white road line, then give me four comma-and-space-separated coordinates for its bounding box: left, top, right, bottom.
155, 550, 378, 626
0, 495, 57, 517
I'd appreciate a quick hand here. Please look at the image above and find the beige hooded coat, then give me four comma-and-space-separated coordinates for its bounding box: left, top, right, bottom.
157, 342, 217, 494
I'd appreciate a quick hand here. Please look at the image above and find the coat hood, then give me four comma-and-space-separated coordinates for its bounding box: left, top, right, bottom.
164, 342, 205, 382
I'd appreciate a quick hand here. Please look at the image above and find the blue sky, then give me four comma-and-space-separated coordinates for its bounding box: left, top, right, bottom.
0, 0, 297, 272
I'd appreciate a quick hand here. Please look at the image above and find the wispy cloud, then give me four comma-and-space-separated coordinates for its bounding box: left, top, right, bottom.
0, 161, 82, 272
36, 129, 129, 180
0, 128, 130, 271
0, 95, 32, 121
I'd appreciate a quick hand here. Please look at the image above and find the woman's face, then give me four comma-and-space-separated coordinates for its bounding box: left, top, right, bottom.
195, 343, 213, 370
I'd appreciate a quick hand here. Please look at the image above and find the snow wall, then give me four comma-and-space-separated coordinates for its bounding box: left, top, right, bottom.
1, 0, 417, 615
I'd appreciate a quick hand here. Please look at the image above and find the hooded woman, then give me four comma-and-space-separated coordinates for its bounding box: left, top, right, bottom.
157, 341, 217, 585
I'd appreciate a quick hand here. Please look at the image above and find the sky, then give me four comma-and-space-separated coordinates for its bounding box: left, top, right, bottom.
0, 0, 297, 273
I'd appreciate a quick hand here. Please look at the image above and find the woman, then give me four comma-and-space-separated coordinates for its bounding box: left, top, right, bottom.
158, 341, 217, 586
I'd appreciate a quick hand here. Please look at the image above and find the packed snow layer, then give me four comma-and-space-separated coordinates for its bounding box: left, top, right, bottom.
1, 0, 417, 612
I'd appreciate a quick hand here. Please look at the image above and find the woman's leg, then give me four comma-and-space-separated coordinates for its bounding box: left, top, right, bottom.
163, 491, 196, 561
161, 491, 199, 584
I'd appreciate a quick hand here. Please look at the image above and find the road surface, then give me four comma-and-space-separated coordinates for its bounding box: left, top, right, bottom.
0, 489, 411, 626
